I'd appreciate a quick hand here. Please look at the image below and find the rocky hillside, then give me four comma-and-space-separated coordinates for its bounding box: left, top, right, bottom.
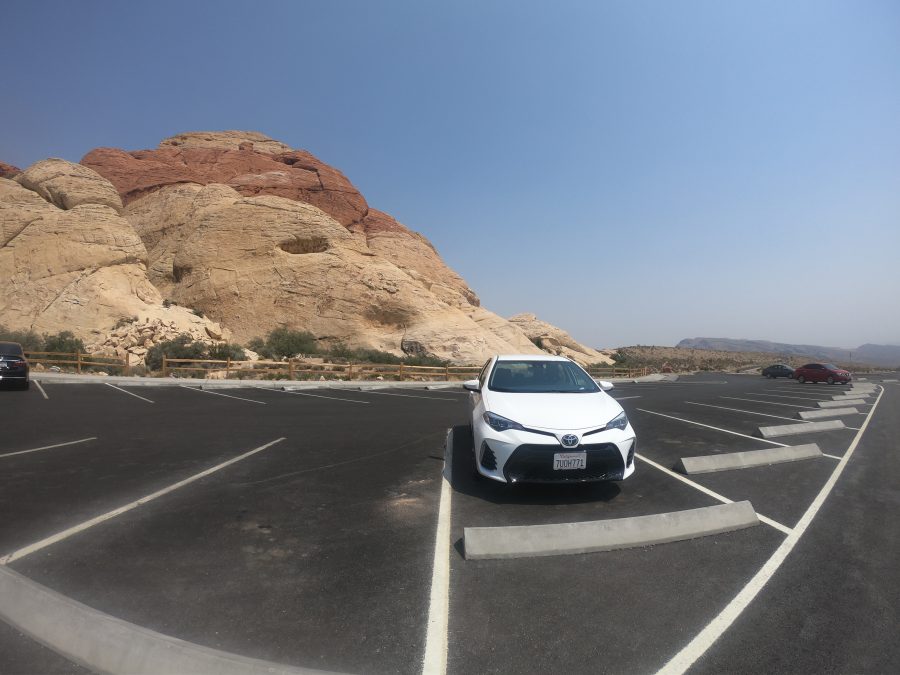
2, 131, 611, 365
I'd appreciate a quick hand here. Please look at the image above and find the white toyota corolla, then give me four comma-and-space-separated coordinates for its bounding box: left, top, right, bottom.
463, 355, 636, 484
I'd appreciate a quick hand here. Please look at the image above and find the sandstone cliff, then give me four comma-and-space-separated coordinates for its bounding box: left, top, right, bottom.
509, 313, 613, 365
0, 162, 228, 362
1, 131, 607, 366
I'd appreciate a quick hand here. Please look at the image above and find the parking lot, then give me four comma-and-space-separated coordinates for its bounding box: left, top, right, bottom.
1, 374, 898, 674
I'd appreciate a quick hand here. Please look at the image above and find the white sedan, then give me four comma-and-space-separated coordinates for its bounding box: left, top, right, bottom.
463, 355, 636, 484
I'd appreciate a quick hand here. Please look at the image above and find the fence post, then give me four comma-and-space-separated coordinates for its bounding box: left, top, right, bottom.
124, 352, 130, 376
226, 356, 231, 379
399, 363, 404, 381
445, 365, 450, 381
77, 352, 82, 374
288, 359, 294, 380
162, 355, 168, 378
348, 363, 354, 380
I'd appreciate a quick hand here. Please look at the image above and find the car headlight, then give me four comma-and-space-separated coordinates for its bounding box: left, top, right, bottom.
483, 411, 525, 432
606, 411, 628, 431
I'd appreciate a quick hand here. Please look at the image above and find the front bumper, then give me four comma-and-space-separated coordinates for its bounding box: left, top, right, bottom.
475, 423, 636, 484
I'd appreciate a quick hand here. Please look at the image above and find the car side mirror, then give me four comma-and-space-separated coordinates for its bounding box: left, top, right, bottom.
463, 379, 480, 392
597, 380, 614, 391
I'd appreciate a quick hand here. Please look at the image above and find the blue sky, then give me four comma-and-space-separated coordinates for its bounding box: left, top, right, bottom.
3, 1, 898, 348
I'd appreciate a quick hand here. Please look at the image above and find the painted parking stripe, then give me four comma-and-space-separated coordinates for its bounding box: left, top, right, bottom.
179, 385, 265, 405
658, 385, 884, 674
34, 380, 49, 399
685, 401, 810, 423
635, 454, 792, 535
349, 389, 459, 402
422, 429, 453, 675
613, 396, 642, 401
0, 437, 97, 460
720, 396, 818, 410
822, 453, 842, 460
263, 387, 371, 405
746, 392, 835, 402
0, 437, 286, 565
635, 409, 788, 447
104, 383, 154, 403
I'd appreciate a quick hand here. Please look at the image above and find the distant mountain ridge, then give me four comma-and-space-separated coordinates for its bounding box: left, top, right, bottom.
676, 338, 900, 368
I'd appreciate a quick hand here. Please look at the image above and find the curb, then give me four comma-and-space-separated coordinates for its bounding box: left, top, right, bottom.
798, 408, 859, 420
677, 444, 822, 474
0, 567, 337, 675
758, 420, 844, 438
463, 501, 758, 560
818, 399, 866, 408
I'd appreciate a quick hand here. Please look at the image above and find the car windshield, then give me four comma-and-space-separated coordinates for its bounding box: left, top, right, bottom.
823, 363, 839, 370
488, 360, 600, 393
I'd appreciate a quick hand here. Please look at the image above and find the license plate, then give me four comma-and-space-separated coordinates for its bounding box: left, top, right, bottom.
553, 452, 586, 470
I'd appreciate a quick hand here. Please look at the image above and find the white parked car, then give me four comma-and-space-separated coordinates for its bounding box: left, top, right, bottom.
463, 355, 636, 484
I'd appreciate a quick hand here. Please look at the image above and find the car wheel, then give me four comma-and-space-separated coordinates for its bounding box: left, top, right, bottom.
798, 375, 805, 384
21, 380, 30, 391
827, 376, 835, 385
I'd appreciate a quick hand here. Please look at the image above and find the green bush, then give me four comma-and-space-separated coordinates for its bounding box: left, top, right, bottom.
42, 331, 85, 354
251, 328, 318, 359
0, 325, 44, 351
145, 334, 207, 371
208, 342, 246, 362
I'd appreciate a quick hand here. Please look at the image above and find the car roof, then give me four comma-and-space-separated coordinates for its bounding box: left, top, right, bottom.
495, 354, 570, 362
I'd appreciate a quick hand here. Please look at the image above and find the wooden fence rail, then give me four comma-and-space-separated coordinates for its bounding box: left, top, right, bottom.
24, 351, 130, 374
161, 356, 482, 381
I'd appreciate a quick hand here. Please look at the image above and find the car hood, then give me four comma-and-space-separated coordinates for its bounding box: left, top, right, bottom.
484, 390, 623, 430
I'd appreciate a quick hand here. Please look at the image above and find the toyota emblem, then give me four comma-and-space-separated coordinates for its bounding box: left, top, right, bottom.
561, 434, 579, 448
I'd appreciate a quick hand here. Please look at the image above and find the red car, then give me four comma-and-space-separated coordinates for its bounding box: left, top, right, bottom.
794, 363, 851, 385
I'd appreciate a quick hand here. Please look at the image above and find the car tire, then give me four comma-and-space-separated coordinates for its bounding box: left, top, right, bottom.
827, 376, 835, 385
798, 375, 805, 384
21, 380, 30, 390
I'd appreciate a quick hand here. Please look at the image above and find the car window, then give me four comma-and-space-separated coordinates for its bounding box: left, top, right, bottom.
487, 360, 600, 393
0, 342, 24, 357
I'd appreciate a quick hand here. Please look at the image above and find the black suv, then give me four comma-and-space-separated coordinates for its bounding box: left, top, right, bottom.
0, 342, 29, 389
761, 364, 794, 379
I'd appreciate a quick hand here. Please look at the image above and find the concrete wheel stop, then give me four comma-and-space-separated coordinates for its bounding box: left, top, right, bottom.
677, 444, 822, 474
0, 567, 336, 675
463, 501, 758, 560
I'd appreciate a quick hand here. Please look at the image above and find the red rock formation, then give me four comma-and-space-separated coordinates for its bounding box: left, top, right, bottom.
82, 144, 367, 228
0, 161, 21, 179
82, 131, 480, 307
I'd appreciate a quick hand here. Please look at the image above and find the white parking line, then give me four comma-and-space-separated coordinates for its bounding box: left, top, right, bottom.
0, 437, 286, 565
822, 453, 842, 460
635, 454, 792, 535
350, 390, 459, 402
685, 402, 810, 423
0, 437, 97, 460
258, 387, 371, 404
614, 396, 642, 401
422, 429, 453, 675
179, 385, 265, 405
635, 409, 788, 447
33, 380, 48, 399
104, 383, 153, 403
747, 392, 834, 402
720, 396, 818, 410
658, 386, 884, 674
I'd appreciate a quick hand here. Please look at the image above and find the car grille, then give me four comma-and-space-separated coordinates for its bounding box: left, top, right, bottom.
504, 442, 625, 483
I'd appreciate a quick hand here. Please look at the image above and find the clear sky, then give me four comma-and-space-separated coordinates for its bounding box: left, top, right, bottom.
3, 1, 898, 349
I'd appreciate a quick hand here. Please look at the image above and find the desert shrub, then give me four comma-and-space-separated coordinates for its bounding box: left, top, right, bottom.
0, 325, 43, 351
260, 328, 318, 359
208, 342, 246, 362
145, 334, 208, 371
42, 331, 85, 354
